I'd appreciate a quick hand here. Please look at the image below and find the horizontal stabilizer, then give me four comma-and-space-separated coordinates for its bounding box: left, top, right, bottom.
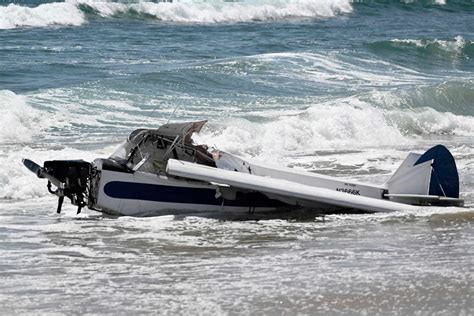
167, 159, 418, 213
383, 193, 463, 207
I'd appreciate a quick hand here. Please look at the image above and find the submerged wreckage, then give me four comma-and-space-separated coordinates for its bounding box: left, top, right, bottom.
23, 121, 464, 216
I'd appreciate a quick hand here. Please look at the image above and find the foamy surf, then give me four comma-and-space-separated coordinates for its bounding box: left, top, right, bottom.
386, 107, 474, 137
195, 99, 474, 159
1, 0, 473, 314
250, 51, 433, 86
119, 0, 353, 23
0, 145, 110, 200
0, 2, 85, 29
196, 104, 405, 157
0, 90, 46, 143
73, 0, 353, 22
0, 0, 353, 29
390, 36, 470, 54
4, 0, 471, 29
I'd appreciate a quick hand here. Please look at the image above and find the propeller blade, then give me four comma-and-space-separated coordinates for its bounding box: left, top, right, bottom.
22, 158, 42, 177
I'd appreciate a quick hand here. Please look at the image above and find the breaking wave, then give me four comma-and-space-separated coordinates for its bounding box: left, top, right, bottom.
0, 2, 85, 29
2, 0, 474, 29
368, 36, 474, 62
1, 89, 473, 199
0, 90, 47, 143
362, 81, 474, 116
390, 36, 473, 56
195, 98, 474, 158
390, 36, 469, 51
0, 0, 352, 29
0, 147, 92, 200
75, 0, 353, 22
386, 107, 474, 136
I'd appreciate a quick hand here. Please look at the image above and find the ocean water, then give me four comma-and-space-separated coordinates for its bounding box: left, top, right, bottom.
0, 0, 473, 313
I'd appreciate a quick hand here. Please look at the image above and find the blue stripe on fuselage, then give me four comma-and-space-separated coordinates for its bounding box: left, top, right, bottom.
103, 181, 287, 207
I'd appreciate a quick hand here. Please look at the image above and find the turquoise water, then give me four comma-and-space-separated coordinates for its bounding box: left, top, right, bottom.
0, 0, 473, 313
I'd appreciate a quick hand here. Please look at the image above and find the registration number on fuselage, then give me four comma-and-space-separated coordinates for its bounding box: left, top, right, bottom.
336, 188, 361, 195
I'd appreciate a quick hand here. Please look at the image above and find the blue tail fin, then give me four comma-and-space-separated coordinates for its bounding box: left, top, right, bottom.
415, 145, 459, 198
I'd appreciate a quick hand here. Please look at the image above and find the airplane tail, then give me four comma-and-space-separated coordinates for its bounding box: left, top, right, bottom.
385, 145, 463, 206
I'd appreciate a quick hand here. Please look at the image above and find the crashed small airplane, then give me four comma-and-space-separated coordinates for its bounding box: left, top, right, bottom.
23, 121, 464, 216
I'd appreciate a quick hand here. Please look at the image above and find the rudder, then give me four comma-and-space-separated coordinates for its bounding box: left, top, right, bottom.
385, 145, 462, 206
414, 144, 459, 198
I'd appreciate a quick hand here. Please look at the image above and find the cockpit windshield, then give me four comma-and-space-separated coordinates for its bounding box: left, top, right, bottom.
109, 121, 215, 173
110, 141, 130, 161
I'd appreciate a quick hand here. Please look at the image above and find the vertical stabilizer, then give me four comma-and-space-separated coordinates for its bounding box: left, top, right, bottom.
386, 145, 462, 206
414, 145, 459, 198
386, 153, 432, 196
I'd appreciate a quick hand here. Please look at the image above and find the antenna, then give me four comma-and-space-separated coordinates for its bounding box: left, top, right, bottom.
166, 104, 181, 124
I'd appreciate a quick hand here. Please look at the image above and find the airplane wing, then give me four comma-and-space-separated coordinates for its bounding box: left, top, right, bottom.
166, 159, 419, 213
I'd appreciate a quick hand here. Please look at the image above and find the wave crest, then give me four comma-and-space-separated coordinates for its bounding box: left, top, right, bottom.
367, 36, 474, 61
390, 36, 471, 54
0, 0, 353, 29
0, 147, 102, 200
0, 90, 44, 143
387, 107, 474, 136
0, 2, 85, 29
129, 0, 353, 22
195, 95, 474, 159
195, 102, 408, 158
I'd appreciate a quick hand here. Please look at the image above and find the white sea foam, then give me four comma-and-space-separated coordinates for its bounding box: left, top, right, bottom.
252, 52, 431, 86
69, 0, 128, 17
195, 101, 408, 159
327, 205, 472, 225
72, 0, 352, 23
391, 36, 469, 53
0, 0, 464, 29
0, 0, 353, 29
387, 107, 474, 136
0, 146, 105, 200
27, 87, 162, 131
0, 89, 117, 145
195, 97, 474, 161
0, 90, 44, 143
0, 2, 85, 29
131, 0, 353, 23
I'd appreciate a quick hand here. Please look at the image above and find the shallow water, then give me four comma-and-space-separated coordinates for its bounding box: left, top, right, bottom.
1, 0, 473, 313
1, 202, 472, 314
